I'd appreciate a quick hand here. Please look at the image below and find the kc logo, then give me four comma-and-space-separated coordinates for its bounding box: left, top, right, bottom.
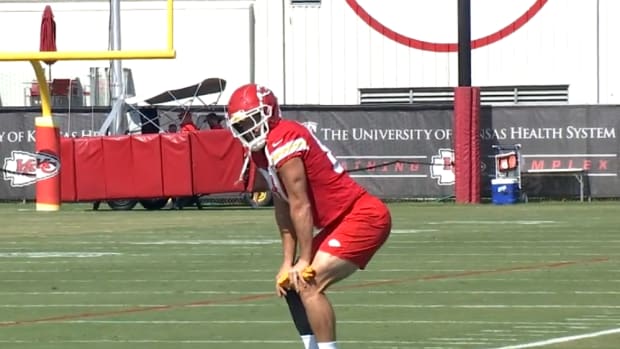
2, 150, 60, 187
430, 148, 455, 186
346, 0, 548, 52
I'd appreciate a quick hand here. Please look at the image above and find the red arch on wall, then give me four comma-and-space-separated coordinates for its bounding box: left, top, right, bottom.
346, 0, 548, 52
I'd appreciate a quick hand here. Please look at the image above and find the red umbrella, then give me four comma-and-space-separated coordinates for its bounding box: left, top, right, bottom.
40, 5, 57, 80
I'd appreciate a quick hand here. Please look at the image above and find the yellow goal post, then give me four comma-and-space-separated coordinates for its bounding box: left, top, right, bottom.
0, 0, 176, 212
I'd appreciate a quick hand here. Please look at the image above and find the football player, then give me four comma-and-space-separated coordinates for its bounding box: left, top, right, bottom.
226, 83, 391, 349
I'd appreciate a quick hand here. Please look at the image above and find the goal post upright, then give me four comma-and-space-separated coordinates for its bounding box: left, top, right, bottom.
0, 0, 176, 212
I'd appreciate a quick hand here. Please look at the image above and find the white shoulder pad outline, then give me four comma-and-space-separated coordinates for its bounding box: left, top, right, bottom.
270, 137, 309, 167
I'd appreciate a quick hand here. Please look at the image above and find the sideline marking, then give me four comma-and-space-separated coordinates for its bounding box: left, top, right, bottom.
0, 257, 608, 328
0, 252, 120, 258
490, 327, 620, 349
0, 339, 427, 345
3, 320, 589, 325
2, 304, 619, 309
9, 290, 614, 296
127, 239, 280, 245
391, 229, 438, 234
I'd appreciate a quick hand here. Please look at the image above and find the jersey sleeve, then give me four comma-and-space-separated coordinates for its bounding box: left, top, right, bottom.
267, 131, 310, 169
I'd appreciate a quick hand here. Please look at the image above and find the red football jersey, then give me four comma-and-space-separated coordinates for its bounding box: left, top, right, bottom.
252, 119, 366, 229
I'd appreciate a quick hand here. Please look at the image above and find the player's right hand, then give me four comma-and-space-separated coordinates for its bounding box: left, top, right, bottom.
275, 265, 290, 297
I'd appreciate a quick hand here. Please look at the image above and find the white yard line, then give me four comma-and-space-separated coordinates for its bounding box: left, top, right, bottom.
1, 252, 602, 257
0, 279, 277, 283
126, 239, 280, 245
0, 319, 612, 327
0, 269, 276, 273
0, 339, 431, 345
457, 278, 620, 283
1, 304, 620, 309
0, 290, 568, 295
0, 259, 598, 265
390, 229, 439, 234
2, 239, 617, 245
3, 278, 620, 283
0, 252, 120, 258
427, 220, 557, 225
490, 327, 620, 349
0, 320, 562, 325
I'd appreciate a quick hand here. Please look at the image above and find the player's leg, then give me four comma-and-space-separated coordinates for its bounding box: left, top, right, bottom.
284, 290, 318, 349
281, 227, 354, 348
298, 192, 392, 348
297, 252, 358, 348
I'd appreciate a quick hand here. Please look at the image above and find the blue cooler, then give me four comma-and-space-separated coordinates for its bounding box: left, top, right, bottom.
491, 178, 520, 205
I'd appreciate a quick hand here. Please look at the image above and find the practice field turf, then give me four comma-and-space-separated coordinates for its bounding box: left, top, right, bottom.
0, 201, 618, 349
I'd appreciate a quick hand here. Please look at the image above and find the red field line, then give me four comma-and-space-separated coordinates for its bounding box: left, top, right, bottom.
0, 257, 609, 328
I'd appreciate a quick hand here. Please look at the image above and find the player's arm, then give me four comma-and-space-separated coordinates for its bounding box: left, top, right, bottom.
273, 194, 297, 266
256, 168, 297, 266
277, 157, 313, 265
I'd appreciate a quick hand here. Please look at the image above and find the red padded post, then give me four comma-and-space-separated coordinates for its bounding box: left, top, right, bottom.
454, 87, 472, 203
469, 87, 481, 203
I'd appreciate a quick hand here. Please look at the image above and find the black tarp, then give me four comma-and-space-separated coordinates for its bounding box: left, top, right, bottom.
1, 105, 618, 200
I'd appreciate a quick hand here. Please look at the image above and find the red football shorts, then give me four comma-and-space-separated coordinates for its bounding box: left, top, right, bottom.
312, 192, 391, 269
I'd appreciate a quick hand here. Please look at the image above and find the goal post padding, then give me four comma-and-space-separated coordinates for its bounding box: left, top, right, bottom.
454, 86, 481, 203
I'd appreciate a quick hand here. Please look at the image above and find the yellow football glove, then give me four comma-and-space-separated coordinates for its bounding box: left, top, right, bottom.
277, 266, 316, 289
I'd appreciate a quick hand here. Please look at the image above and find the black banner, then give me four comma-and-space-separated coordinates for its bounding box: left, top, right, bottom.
285, 105, 619, 199
284, 107, 455, 199
481, 106, 619, 198
1, 105, 619, 200
0, 111, 107, 200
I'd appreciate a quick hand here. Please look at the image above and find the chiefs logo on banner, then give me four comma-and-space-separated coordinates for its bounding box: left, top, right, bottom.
2, 150, 60, 187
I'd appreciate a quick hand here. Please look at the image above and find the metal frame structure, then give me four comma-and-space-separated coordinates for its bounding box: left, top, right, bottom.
100, 77, 227, 136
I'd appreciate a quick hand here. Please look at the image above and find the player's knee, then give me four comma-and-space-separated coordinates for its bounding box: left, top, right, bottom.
305, 267, 349, 293
298, 282, 324, 302
310, 253, 359, 292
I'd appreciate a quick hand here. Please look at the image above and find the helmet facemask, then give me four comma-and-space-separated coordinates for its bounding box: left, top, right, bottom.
227, 104, 273, 152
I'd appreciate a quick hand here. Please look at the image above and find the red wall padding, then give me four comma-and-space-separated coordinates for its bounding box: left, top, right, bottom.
160, 133, 193, 197
454, 87, 472, 204
73, 137, 106, 201
469, 87, 481, 203
131, 134, 164, 198
67, 131, 249, 202
102, 136, 133, 199
59, 137, 76, 202
190, 130, 247, 194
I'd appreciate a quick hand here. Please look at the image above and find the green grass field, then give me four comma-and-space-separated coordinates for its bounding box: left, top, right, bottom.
0, 201, 618, 349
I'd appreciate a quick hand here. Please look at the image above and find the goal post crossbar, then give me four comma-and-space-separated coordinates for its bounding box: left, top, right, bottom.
0, 0, 175, 61
1, 0, 176, 212
0, 50, 176, 61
